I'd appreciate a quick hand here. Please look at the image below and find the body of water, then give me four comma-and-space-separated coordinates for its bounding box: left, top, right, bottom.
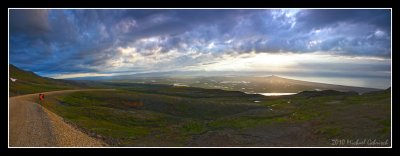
246, 92, 297, 96
258, 93, 297, 96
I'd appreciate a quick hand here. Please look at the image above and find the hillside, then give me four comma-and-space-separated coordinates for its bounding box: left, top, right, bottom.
9, 64, 87, 96
8, 65, 391, 146
40, 84, 390, 146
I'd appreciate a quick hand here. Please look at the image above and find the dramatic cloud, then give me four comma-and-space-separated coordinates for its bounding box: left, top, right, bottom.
9, 9, 391, 88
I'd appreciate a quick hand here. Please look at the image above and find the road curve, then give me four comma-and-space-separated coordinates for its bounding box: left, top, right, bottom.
9, 89, 115, 147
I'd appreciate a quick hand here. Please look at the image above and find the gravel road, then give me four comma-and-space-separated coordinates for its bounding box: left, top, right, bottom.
9, 89, 114, 147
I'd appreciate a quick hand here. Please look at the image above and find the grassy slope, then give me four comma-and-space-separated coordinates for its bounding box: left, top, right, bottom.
42, 85, 391, 147
42, 88, 264, 146
9, 64, 86, 96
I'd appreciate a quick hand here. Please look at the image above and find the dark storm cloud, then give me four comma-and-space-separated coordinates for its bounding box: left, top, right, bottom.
9, 9, 391, 78
239, 9, 391, 56
9, 9, 51, 35
295, 9, 391, 32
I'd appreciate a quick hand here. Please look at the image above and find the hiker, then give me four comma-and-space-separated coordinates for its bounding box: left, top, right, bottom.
39, 93, 45, 105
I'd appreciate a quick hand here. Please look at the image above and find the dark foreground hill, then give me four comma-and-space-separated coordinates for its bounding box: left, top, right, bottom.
9, 64, 87, 96
41, 84, 390, 146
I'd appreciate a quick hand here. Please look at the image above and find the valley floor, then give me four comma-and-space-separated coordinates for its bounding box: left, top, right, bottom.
24, 86, 390, 147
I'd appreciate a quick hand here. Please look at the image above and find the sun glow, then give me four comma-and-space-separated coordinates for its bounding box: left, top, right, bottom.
197, 52, 390, 74
200, 52, 300, 72
49, 73, 114, 79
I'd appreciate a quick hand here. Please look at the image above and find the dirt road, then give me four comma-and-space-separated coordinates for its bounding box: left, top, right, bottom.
9, 89, 114, 147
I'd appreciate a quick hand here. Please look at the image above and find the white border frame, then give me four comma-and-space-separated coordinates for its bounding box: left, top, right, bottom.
8, 8, 393, 148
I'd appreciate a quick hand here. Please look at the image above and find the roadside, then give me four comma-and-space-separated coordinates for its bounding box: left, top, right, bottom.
9, 89, 113, 147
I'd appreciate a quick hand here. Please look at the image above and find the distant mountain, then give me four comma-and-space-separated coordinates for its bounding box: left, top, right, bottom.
67, 70, 268, 81
9, 64, 87, 96
229, 75, 381, 94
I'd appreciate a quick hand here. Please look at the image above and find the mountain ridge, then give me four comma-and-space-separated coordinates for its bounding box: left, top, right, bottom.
9, 64, 86, 96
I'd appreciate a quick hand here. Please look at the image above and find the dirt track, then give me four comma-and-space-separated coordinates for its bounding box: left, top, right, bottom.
9, 89, 114, 147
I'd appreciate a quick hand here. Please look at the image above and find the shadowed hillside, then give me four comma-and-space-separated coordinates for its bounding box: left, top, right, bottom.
9, 64, 88, 96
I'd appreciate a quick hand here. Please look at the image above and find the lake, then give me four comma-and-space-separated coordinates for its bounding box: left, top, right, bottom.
258, 93, 297, 96
246, 92, 297, 96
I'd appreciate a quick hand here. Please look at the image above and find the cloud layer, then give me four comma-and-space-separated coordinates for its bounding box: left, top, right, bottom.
9, 9, 391, 88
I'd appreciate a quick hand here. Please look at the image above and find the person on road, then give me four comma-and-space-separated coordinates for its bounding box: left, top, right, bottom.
39, 93, 45, 105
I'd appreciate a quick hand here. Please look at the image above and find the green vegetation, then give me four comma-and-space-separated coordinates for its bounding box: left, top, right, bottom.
9, 64, 86, 96
42, 89, 265, 146
181, 120, 206, 135
209, 116, 289, 130
315, 126, 342, 137
40, 86, 390, 146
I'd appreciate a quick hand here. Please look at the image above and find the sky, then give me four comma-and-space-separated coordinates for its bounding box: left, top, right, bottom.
9, 9, 391, 89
